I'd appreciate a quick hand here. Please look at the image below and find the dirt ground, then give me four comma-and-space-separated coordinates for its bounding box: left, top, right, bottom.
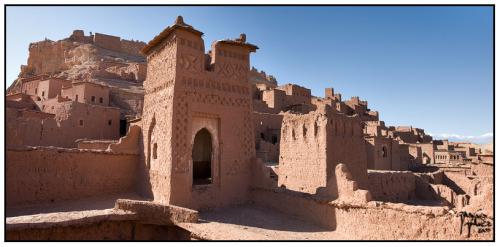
178, 204, 347, 240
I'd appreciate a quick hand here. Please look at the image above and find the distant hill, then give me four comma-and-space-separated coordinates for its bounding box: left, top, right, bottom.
7, 30, 147, 119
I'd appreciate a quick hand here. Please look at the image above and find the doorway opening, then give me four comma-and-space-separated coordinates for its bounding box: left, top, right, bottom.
192, 128, 212, 185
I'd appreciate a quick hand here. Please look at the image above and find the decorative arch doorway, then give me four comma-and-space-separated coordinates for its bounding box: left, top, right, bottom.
192, 128, 212, 185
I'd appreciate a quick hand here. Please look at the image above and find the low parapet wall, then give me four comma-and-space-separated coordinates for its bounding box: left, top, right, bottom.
250, 187, 492, 240
6, 146, 138, 208
6, 207, 190, 240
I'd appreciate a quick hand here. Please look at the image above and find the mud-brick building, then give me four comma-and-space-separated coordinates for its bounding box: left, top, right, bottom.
139, 16, 258, 209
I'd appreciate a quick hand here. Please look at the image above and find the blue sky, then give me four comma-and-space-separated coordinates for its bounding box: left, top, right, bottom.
6, 6, 493, 142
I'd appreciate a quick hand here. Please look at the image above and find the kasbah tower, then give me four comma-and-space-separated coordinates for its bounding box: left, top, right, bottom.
140, 16, 258, 209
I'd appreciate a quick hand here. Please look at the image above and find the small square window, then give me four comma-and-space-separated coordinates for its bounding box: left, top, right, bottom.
79, 120, 84, 126
108, 120, 112, 126
91, 96, 95, 102
99, 97, 103, 103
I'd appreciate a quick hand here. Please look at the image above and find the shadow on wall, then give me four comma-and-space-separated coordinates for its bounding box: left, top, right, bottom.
250, 162, 373, 231
198, 205, 330, 233
442, 175, 467, 195
366, 169, 460, 207
136, 119, 154, 201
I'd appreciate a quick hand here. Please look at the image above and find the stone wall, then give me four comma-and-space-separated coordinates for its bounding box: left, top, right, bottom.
6, 147, 138, 207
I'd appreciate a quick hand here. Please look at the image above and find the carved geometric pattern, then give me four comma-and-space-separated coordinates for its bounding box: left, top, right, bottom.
182, 76, 249, 96
179, 53, 200, 72
217, 63, 246, 79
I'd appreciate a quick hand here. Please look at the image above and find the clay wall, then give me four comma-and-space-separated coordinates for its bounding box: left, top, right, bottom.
478, 154, 493, 164
325, 88, 335, 99
36, 78, 71, 100
253, 112, 283, 163
367, 170, 416, 202
278, 83, 310, 97
7, 101, 120, 148
365, 137, 394, 170
454, 145, 477, 159
76, 140, 117, 150
6, 94, 39, 110
61, 82, 110, 106
252, 99, 275, 113
471, 163, 493, 177
93, 33, 122, 52
20, 79, 41, 96
417, 143, 435, 164
83, 83, 110, 106
251, 188, 336, 229
276, 84, 312, 109
6, 147, 138, 207
345, 96, 368, 115
278, 110, 330, 193
364, 121, 385, 136
251, 187, 491, 240
262, 89, 285, 111
442, 171, 473, 195
120, 39, 147, 56
279, 105, 368, 193
325, 110, 368, 187
407, 144, 422, 164
390, 140, 407, 170
6, 220, 188, 240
